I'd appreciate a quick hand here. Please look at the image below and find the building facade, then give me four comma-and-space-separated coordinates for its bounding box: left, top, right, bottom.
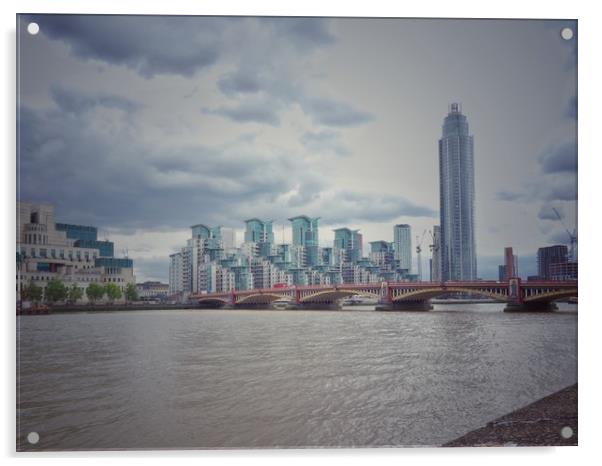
17, 201, 135, 304
439, 103, 477, 281
537, 245, 569, 280
393, 224, 412, 273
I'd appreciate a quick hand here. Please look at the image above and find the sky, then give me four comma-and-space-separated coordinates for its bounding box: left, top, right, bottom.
17, 15, 577, 281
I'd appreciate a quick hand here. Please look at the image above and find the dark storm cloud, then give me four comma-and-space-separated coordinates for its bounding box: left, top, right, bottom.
18, 101, 299, 229
24, 15, 336, 79
26, 15, 227, 78
539, 142, 577, 174
51, 86, 141, 114
18, 94, 427, 232
262, 17, 335, 49
300, 97, 375, 127
300, 130, 350, 156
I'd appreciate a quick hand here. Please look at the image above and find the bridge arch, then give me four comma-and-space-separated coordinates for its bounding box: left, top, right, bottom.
236, 293, 291, 305
523, 289, 577, 303
196, 297, 230, 307
300, 288, 381, 303
392, 287, 508, 302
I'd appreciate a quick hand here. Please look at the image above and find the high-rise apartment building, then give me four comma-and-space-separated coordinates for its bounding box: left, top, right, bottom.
333, 228, 362, 264
289, 216, 320, 266
439, 103, 477, 280
393, 224, 412, 273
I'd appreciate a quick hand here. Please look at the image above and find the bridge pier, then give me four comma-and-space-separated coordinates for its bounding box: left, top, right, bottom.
375, 300, 433, 312
503, 302, 558, 312
233, 303, 275, 310
288, 302, 342, 311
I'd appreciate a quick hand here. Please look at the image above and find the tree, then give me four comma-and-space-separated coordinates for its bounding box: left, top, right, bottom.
68, 285, 83, 304
22, 281, 43, 303
45, 279, 68, 304
86, 283, 105, 304
105, 283, 122, 303
125, 283, 138, 303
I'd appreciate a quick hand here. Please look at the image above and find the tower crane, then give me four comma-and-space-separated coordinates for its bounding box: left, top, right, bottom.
428, 229, 440, 282
415, 229, 428, 281
552, 207, 577, 262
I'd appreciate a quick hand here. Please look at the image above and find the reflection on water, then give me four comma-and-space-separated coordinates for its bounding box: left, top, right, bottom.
17, 303, 577, 450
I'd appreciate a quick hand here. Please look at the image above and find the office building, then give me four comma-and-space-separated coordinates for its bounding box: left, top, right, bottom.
16, 201, 135, 303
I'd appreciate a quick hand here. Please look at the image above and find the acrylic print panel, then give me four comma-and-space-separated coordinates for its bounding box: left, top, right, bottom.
16, 15, 578, 450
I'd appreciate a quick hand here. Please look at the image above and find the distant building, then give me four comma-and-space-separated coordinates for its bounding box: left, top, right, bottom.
549, 261, 578, 281
333, 228, 362, 264
17, 201, 135, 303
220, 227, 237, 252
289, 216, 320, 266
537, 245, 568, 280
393, 224, 412, 273
439, 103, 477, 280
136, 281, 169, 301
500, 247, 518, 280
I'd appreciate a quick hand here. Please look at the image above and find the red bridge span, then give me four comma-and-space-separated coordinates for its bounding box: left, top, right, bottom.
191, 278, 577, 312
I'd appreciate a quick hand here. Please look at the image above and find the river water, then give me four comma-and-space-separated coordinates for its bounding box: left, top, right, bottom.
17, 304, 577, 450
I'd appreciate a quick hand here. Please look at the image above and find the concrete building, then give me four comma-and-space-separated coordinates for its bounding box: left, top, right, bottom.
136, 281, 169, 301
537, 245, 568, 280
439, 103, 477, 280
16, 201, 135, 303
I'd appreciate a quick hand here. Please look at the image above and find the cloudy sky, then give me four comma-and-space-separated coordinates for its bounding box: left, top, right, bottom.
17, 15, 577, 281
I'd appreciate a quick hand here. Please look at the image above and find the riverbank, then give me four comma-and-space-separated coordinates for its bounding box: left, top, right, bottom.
444, 383, 577, 447
20, 303, 202, 314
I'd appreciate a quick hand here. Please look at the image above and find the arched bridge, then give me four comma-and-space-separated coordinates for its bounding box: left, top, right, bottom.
191, 278, 577, 311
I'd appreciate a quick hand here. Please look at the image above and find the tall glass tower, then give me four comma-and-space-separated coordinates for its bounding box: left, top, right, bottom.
439, 103, 476, 281
393, 224, 412, 273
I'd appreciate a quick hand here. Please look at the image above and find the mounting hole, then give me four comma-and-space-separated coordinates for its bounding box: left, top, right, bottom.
27, 431, 40, 444
560, 27, 574, 41
560, 426, 573, 439
27, 22, 40, 35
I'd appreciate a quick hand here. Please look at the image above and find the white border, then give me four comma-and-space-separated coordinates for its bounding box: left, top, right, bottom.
3, 1, 600, 465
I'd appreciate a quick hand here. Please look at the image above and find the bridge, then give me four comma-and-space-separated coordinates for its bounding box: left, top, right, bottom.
191, 278, 577, 312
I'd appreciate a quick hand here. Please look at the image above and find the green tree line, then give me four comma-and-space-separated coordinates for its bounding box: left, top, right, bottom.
20, 280, 138, 305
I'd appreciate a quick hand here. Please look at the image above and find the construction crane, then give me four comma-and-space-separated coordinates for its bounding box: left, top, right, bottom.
552, 207, 577, 262
428, 229, 440, 282
415, 229, 428, 281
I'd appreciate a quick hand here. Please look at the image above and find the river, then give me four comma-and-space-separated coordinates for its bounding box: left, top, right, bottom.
17, 303, 577, 450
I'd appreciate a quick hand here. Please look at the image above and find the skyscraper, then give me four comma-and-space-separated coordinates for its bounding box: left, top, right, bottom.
393, 224, 412, 273
439, 103, 477, 281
